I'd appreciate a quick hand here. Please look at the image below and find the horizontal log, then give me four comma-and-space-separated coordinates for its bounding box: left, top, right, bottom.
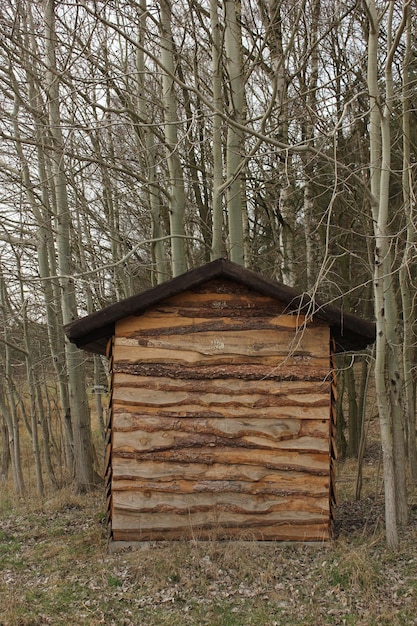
111, 506, 329, 537
113, 413, 328, 436
112, 414, 329, 441
111, 476, 329, 497
111, 400, 328, 420
111, 506, 329, 532
111, 458, 329, 482
113, 447, 330, 473
112, 430, 329, 454
114, 414, 301, 437
115, 327, 328, 357
111, 522, 330, 542
111, 385, 329, 410
113, 362, 331, 381
112, 490, 329, 515
112, 387, 329, 409
113, 345, 329, 371
153, 289, 286, 310
112, 374, 330, 396
118, 309, 311, 334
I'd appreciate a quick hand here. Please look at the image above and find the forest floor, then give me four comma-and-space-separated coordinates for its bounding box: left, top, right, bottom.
1, 420, 417, 626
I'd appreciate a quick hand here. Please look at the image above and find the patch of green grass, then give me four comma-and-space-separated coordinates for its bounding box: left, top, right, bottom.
0, 529, 18, 545
0, 532, 24, 570
107, 574, 123, 588
1, 475, 417, 626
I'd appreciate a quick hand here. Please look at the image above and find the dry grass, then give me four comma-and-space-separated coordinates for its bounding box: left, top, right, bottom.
1, 419, 417, 625
1, 491, 417, 624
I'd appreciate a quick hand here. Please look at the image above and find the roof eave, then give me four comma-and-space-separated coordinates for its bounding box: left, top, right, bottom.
64, 259, 376, 355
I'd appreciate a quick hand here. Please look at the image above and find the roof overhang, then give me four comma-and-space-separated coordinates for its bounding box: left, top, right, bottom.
64, 258, 376, 355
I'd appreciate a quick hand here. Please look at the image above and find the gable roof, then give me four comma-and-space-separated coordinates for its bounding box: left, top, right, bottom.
64, 258, 375, 355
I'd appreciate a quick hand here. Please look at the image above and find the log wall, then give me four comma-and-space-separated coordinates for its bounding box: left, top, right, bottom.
107, 279, 333, 542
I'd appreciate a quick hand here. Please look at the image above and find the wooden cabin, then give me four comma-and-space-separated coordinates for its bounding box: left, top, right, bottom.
65, 259, 375, 545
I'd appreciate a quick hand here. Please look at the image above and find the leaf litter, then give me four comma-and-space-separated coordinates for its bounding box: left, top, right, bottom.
1, 480, 417, 625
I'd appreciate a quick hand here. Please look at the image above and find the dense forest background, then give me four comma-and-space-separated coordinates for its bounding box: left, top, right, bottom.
0, 0, 416, 548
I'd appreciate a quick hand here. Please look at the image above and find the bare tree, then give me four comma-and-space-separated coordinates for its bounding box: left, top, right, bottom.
364, 0, 411, 549
43, 0, 97, 492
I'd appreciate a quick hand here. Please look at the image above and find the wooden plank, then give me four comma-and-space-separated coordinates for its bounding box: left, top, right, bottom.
112, 457, 329, 481
112, 384, 329, 407
106, 336, 113, 359
114, 414, 328, 436
112, 414, 329, 439
149, 289, 285, 309
113, 386, 329, 412
111, 400, 328, 420
112, 447, 329, 473
111, 384, 329, 408
115, 327, 328, 353
112, 523, 330, 547
111, 476, 329, 497
114, 414, 302, 437
111, 516, 330, 542
114, 326, 329, 358
113, 344, 330, 369
111, 507, 329, 532
111, 523, 330, 541
118, 310, 310, 333
111, 508, 330, 535
113, 362, 330, 381
112, 430, 329, 454
112, 490, 329, 515
112, 374, 330, 395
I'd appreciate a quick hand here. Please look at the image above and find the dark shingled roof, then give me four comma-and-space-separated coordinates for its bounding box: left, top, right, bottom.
64, 258, 376, 355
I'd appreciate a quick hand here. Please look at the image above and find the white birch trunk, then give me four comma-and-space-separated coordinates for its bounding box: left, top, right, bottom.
224, 0, 245, 266
160, 0, 187, 277
365, 0, 410, 548
137, 0, 168, 284
12, 8, 75, 473
399, 7, 417, 480
210, 0, 225, 261
303, 0, 320, 290
380, 0, 408, 530
44, 0, 97, 492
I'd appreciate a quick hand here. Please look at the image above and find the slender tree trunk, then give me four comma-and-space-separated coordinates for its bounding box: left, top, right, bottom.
355, 353, 373, 501
367, 0, 398, 548
224, 0, 245, 266
22, 5, 74, 474
271, 2, 296, 286
0, 389, 25, 496
44, 0, 97, 492
335, 355, 348, 459
210, 0, 225, 260
365, 0, 410, 548
380, 1, 408, 529
12, 251, 44, 496
34, 372, 58, 488
0, 415, 10, 483
177, 59, 212, 261
160, 0, 187, 277
137, 0, 168, 284
399, 6, 417, 481
345, 364, 360, 457
258, 0, 296, 284
303, 0, 320, 290
0, 276, 25, 496
21, 299, 44, 497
